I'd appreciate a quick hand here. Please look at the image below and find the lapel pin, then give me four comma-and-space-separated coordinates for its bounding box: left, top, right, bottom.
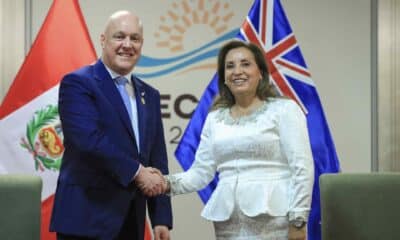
141, 91, 146, 104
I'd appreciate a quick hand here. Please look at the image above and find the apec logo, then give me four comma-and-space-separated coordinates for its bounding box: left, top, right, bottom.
135, 0, 239, 124
136, 0, 238, 79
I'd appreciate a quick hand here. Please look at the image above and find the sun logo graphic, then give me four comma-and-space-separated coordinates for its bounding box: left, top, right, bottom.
135, 0, 239, 79
155, 0, 234, 52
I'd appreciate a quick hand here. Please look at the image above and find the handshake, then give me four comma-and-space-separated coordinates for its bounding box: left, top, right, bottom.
134, 166, 169, 197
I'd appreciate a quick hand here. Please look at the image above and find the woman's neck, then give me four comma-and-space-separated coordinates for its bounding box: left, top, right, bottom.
231, 96, 263, 117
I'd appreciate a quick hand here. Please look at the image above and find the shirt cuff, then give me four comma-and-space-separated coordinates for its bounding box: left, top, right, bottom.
288, 211, 310, 221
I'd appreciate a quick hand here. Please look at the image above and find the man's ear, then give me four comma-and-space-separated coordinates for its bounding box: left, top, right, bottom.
100, 34, 105, 48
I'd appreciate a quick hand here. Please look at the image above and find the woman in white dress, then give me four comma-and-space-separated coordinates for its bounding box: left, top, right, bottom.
165, 40, 314, 240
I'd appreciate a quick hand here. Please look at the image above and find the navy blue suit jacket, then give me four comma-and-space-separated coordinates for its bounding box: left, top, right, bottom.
50, 60, 172, 239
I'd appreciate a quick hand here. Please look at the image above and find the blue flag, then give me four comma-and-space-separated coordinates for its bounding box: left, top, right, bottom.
174, 0, 340, 239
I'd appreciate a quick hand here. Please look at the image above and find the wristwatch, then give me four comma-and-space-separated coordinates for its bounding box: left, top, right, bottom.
290, 217, 306, 229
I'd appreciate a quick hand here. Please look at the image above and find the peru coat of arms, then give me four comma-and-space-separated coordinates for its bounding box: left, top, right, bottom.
20, 105, 63, 171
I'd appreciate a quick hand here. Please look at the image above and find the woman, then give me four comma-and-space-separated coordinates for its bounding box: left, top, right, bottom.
166, 40, 314, 240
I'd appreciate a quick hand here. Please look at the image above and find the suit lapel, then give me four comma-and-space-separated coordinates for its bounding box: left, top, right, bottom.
132, 76, 147, 153
94, 60, 137, 147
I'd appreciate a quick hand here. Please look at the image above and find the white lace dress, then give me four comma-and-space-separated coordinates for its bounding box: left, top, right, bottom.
167, 98, 314, 240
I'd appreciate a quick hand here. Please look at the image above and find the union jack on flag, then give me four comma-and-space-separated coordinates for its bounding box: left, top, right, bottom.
239, 0, 312, 113
175, 0, 340, 240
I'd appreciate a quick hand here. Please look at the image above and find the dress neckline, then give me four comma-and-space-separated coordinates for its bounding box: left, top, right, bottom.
216, 100, 269, 125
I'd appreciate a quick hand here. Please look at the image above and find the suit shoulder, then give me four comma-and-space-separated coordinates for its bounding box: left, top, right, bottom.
61, 64, 95, 84
67, 64, 94, 78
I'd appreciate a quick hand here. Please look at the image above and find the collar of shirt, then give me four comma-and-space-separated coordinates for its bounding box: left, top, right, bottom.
103, 64, 134, 87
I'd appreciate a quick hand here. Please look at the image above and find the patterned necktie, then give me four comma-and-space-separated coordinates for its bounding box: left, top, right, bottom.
115, 76, 133, 120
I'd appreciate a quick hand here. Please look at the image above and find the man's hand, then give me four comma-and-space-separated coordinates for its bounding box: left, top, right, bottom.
135, 167, 164, 196
288, 225, 306, 240
154, 225, 170, 240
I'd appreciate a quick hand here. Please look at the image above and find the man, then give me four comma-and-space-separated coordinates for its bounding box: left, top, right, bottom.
50, 10, 172, 240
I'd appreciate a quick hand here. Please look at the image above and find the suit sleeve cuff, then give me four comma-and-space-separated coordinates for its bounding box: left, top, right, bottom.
132, 164, 143, 181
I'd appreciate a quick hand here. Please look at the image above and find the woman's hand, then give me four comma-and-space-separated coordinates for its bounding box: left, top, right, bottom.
288, 224, 306, 240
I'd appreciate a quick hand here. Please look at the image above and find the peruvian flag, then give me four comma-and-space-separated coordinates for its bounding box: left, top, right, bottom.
0, 0, 96, 239
0, 1, 154, 239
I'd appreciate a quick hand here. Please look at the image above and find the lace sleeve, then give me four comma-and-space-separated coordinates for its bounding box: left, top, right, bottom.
279, 99, 314, 220
165, 113, 218, 196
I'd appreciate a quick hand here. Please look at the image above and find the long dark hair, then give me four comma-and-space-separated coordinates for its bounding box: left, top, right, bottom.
212, 40, 276, 110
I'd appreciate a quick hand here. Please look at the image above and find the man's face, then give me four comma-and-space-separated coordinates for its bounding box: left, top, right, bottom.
101, 14, 143, 75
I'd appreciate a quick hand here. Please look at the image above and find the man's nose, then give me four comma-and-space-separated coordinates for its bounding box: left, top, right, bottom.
122, 37, 132, 47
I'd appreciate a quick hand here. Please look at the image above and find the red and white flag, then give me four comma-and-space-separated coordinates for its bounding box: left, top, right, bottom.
0, 0, 96, 239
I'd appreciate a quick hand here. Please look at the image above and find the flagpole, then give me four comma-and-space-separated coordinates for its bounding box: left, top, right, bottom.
24, 0, 32, 55
371, 0, 379, 172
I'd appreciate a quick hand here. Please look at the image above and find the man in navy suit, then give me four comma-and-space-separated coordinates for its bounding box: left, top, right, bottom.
50, 10, 172, 240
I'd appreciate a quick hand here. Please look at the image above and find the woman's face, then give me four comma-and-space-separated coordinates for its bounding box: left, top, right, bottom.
224, 47, 262, 99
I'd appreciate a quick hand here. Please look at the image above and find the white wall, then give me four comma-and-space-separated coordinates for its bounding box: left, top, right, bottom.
29, 0, 372, 239
282, 0, 371, 173
0, 0, 25, 103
